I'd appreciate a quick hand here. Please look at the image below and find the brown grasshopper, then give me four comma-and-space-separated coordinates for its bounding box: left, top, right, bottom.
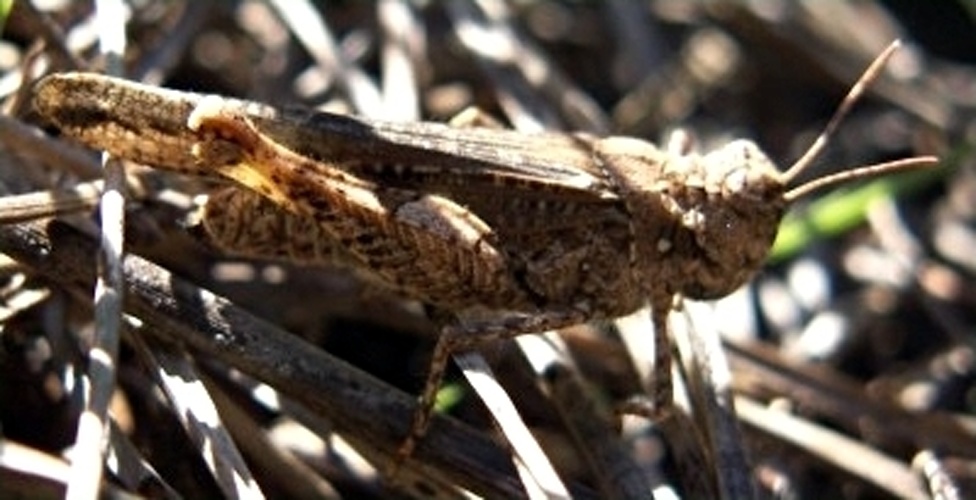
32, 41, 936, 460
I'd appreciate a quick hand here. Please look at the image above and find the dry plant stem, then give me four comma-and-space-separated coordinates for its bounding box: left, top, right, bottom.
199, 371, 340, 499
130, 2, 213, 85
266, 0, 383, 116
445, 0, 560, 131
708, 3, 954, 129
104, 420, 180, 498
0, 115, 101, 178
913, 450, 963, 500
377, 0, 424, 121
450, 352, 569, 498
674, 301, 755, 499
605, 0, 662, 85
8, 1, 85, 71
0, 440, 133, 498
540, 356, 652, 499
736, 395, 929, 499
67, 2, 128, 499
0, 218, 596, 499
126, 332, 263, 499
0, 181, 102, 223
445, 0, 610, 133
724, 340, 976, 457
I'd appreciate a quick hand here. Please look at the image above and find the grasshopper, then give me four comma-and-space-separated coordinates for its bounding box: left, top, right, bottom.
32, 41, 936, 461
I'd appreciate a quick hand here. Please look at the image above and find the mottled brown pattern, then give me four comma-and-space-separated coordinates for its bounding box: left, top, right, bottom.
31, 71, 930, 462
36, 74, 787, 317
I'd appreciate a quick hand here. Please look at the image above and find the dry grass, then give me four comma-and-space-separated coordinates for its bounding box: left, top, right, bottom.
0, 1, 972, 498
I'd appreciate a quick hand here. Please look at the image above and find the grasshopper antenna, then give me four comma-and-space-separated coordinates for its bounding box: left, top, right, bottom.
781, 40, 939, 202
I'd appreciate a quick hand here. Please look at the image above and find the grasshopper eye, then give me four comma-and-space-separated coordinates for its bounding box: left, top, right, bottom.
704, 140, 781, 196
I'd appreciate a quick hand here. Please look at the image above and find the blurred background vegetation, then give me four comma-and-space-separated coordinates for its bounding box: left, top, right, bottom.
0, 1, 973, 498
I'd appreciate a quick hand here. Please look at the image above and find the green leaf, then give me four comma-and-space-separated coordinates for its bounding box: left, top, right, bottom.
0, 0, 12, 37
434, 382, 466, 413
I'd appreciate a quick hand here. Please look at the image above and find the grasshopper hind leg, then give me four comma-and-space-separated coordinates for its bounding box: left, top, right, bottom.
397, 308, 588, 461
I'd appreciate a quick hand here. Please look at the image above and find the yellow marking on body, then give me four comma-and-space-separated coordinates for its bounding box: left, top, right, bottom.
213, 162, 298, 213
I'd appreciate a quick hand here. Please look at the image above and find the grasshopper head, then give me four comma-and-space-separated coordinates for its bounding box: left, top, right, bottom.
662, 41, 940, 300
667, 140, 787, 300
669, 136, 936, 300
